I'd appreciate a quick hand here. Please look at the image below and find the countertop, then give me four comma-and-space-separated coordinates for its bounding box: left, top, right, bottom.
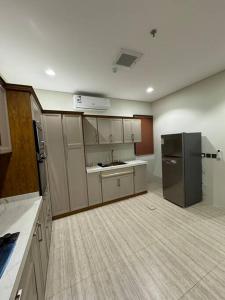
86, 159, 148, 174
0, 192, 42, 300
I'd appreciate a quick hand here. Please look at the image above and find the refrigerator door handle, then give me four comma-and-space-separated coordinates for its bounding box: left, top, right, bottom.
164, 159, 177, 165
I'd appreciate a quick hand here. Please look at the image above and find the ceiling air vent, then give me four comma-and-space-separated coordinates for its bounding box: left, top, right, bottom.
114, 49, 143, 68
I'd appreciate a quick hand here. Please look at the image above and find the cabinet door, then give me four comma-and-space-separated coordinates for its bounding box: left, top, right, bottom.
37, 203, 48, 284
119, 173, 134, 198
83, 117, 98, 145
101, 168, 134, 202
31, 227, 45, 300
134, 165, 147, 193
102, 176, 120, 202
0, 85, 11, 154
31, 95, 42, 123
43, 114, 70, 217
63, 115, 88, 211
132, 119, 142, 143
98, 118, 111, 144
123, 119, 133, 143
62, 114, 83, 146
87, 172, 102, 206
16, 251, 38, 300
111, 119, 123, 143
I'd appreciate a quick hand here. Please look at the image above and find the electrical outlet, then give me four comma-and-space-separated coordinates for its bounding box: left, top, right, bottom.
206, 153, 211, 158
212, 154, 217, 159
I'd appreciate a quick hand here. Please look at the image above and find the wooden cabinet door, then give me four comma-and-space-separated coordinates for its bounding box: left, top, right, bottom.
134, 165, 147, 193
16, 251, 38, 300
43, 114, 70, 217
98, 118, 111, 144
87, 172, 102, 206
132, 119, 142, 143
111, 119, 123, 143
63, 115, 88, 211
123, 119, 133, 143
83, 117, 98, 145
0, 85, 11, 154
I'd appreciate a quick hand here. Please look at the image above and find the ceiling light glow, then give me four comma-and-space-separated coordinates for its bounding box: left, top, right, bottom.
146, 86, 154, 93
45, 69, 55, 76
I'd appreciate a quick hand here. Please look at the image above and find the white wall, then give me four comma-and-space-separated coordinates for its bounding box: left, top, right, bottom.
35, 89, 154, 181
152, 71, 225, 207
35, 89, 152, 117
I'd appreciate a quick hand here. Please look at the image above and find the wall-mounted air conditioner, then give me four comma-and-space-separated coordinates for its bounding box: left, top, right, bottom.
73, 95, 111, 110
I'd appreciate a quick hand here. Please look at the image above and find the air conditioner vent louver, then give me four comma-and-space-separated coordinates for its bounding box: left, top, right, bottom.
114, 49, 143, 68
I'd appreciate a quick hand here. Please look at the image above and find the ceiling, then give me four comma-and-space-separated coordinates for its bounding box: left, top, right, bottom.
1, 0, 225, 102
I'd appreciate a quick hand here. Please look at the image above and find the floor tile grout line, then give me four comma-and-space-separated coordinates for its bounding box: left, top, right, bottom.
178, 260, 225, 300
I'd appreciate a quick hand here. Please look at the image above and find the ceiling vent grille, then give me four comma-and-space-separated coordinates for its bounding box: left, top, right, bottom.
114, 49, 143, 68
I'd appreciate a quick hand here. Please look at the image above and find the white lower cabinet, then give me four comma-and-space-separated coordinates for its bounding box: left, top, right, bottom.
134, 165, 147, 193
87, 172, 102, 206
102, 168, 134, 202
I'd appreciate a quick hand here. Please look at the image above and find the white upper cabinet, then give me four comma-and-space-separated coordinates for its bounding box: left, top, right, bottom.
111, 118, 123, 143
123, 118, 141, 143
0, 85, 12, 154
98, 118, 123, 144
98, 118, 111, 144
62, 114, 83, 147
132, 119, 142, 142
83, 117, 98, 145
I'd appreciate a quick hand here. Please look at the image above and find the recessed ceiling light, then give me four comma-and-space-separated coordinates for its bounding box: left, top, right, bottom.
146, 86, 154, 93
45, 68, 55, 76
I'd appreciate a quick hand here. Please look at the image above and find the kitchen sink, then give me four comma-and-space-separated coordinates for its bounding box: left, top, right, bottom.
98, 161, 126, 168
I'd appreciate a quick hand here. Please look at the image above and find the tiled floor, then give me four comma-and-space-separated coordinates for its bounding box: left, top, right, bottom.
45, 182, 225, 299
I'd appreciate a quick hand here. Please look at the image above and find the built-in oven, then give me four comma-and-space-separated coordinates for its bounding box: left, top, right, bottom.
33, 120, 47, 195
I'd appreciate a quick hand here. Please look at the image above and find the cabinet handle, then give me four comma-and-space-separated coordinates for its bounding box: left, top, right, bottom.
37, 222, 43, 242
15, 289, 23, 300
117, 178, 120, 187
96, 134, 98, 143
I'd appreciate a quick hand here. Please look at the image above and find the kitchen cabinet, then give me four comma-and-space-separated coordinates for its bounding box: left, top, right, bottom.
98, 118, 123, 144
83, 117, 98, 145
31, 224, 45, 300
62, 114, 88, 210
0, 84, 11, 154
15, 250, 38, 300
134, 165, 147, 193
123, 119, 141, 143
87, 172, 102, 206
43, 190, 52, 252
101, 168, 134, 202
43, 114, 70, 217
31, 95, 42, 123
37, 202, 49, 284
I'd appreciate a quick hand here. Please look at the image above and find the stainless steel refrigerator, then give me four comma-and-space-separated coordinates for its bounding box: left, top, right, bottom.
161, 133, 202, 207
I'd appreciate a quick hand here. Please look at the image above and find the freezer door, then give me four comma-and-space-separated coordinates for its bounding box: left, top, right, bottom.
161, 134, 183, 157
162, 157, 185, 207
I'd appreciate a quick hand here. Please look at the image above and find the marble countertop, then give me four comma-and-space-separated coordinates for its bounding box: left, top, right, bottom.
0, 192, 42, 300
86, 159, 148, 174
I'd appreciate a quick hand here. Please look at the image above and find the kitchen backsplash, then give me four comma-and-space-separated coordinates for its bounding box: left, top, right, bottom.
85, 144, 135, 167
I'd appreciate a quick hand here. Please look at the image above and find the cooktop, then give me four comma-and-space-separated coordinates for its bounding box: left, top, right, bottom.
0, 232, 20, 278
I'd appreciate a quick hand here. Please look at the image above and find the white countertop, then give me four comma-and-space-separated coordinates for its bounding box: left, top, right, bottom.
86, 159, 148, 174
0, 193, 42, 300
